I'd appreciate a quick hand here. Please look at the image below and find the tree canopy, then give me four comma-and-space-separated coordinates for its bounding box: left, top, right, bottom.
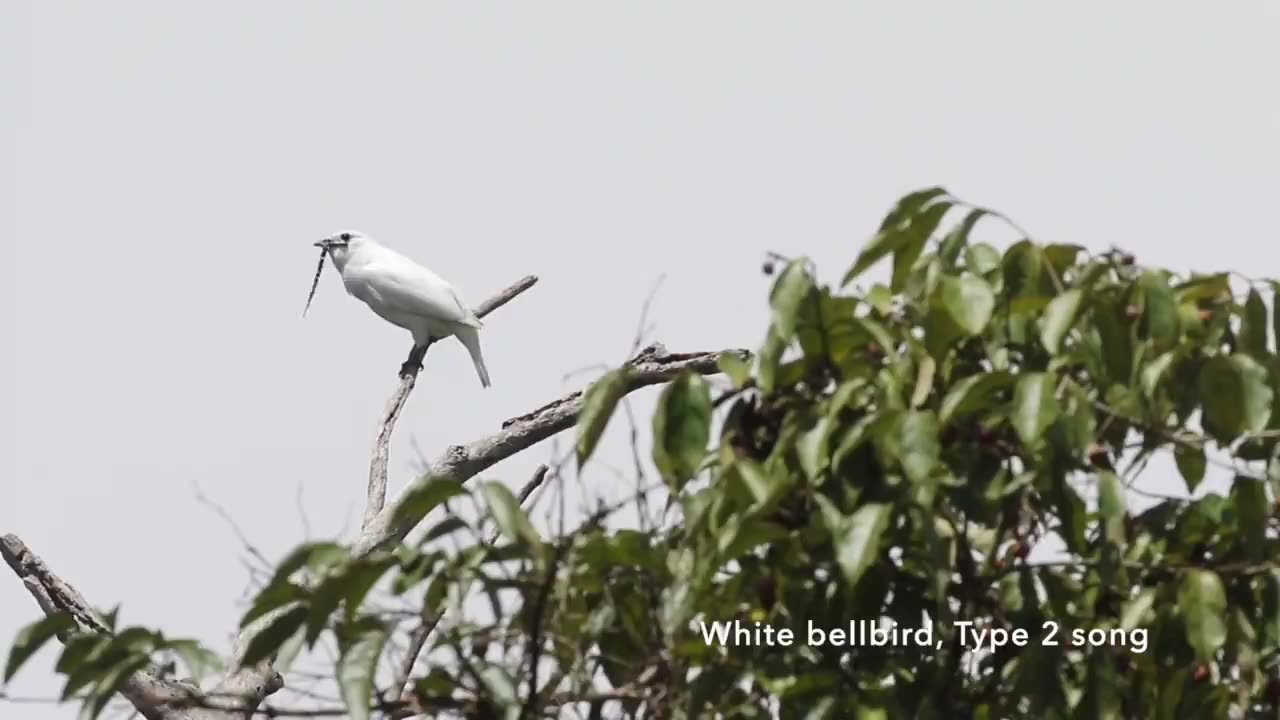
7, 188, 1280, 719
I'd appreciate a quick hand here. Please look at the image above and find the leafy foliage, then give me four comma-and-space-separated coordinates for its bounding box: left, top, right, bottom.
10, 189, 1280, 719
4, 612, 220, 720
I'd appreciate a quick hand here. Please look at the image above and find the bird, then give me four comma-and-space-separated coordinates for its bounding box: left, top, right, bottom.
314, 231, 491, 388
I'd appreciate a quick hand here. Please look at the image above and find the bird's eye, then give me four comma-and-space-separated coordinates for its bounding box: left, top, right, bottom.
340, 233, 352, 241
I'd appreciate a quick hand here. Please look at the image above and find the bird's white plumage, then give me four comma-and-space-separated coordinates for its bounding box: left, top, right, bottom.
322, 232, 491, 387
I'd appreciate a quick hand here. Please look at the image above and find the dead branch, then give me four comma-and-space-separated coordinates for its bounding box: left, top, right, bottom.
363, 275, 540, 531
0, 534, 198, 720
355, 342, 745, 558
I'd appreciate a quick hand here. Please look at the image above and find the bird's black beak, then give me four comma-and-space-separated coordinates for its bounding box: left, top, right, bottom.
314, 239, 330, 249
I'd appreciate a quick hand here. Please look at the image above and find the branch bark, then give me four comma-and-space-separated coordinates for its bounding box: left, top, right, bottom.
353, 342, 744, 559
1, 534, 199, 720
363, 274, 540, 530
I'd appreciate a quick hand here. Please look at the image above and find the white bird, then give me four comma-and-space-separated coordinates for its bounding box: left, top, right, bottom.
315, 231, 491, 388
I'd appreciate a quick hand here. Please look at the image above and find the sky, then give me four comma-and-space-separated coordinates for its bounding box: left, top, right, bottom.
2, 3, 1279, 717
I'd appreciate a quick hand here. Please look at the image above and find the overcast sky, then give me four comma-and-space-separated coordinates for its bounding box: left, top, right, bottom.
3, 3, 1279, 717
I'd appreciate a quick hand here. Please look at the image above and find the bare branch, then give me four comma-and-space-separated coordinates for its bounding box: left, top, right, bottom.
193, 482, 272, 575
0, 534, 196, 720
355, 342, 747, 559
363, 274, 540, 531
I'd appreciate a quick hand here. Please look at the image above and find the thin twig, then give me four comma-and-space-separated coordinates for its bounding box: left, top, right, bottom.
519, 542, 569, 720
390, 464, 551, 717
192, 482, 273, 573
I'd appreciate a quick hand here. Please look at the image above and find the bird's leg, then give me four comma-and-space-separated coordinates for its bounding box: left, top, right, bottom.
400, 344, 428, 377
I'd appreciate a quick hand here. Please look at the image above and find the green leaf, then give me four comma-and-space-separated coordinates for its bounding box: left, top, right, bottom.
1178, 570, 1227, 662
393, 478, 468, 525
878, 187, 949, 231
1263, 570, 1280, 651
890, 203, 952, 292
891, 411, 939, 485
965, 243, 1002, 276
756, 325, 787, 392
867, 284, 893, 315
796, 416, 834, 480
734, 458, 781, 505
576, 368, 628, 468
938, 276, 995, 336
341, 557, 397, 616
910, 354, 937, 409
843, 188, 949, 285
305, 576, 348, 644
1043, 243, 1084, 273
55, 635, 108, 677
1140, 272, 1179, 349
1199, 354, 1274, 441
1097, 471, 1126, 544
1094, 295, 1135, 384
273, 625, 307, 675
770, 260, 814, 340
718, 518, 787, 560
831, 503, 892, 590
241, 604, 308, 667
1002, 241, 1045, 298
1232, 476, 1267, 559
1121, 589, 1157, 632
1140, 351, 1176, 400
1011, 373, 1060, 446
479, 665, 519, 707
939, 372, 1014, 424
717, 352, 752, 388
80, 655, 149, 720
1040, 289, 1084, 355
652, 372, 713, 490
5, 613, 77, 682
163, 639, 223, 679
1175, 273, 1231, 304
938, 208, 988, 268
336, 621, 390, 720
1273, 282, 1280, 360
1174, 444, 1207, 493
265, 542, 349, 590
1240, 288, 1270, 358
481, 481, 541, 548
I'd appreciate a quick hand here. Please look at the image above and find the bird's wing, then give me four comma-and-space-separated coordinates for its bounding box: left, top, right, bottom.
362, 258, 482, 328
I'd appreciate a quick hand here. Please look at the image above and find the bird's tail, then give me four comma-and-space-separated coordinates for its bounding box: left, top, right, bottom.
454, 325, 491, 388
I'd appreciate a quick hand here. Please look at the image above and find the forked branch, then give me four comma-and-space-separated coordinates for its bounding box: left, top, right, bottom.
363, 275, 540, 530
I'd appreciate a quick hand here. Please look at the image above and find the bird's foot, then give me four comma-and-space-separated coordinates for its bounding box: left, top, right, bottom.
399, 346, 428, 377
399, 358, 423, 378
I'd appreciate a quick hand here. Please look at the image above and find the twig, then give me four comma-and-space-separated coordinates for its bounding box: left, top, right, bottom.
193, 481, 273, 573
363, 275, 540, 531
390, 464, 551, 718
518, 541, 569, 720
517, 464, 551, 505
627, 274, 666, 359
295, 482, 312, 541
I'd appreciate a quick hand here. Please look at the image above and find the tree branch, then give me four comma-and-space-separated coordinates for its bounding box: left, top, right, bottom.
0, 534, 196, 720
363, 275, 540, 531
5, 336, 742, 720
389, 463, 551, 719
354, 342, 746, 559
